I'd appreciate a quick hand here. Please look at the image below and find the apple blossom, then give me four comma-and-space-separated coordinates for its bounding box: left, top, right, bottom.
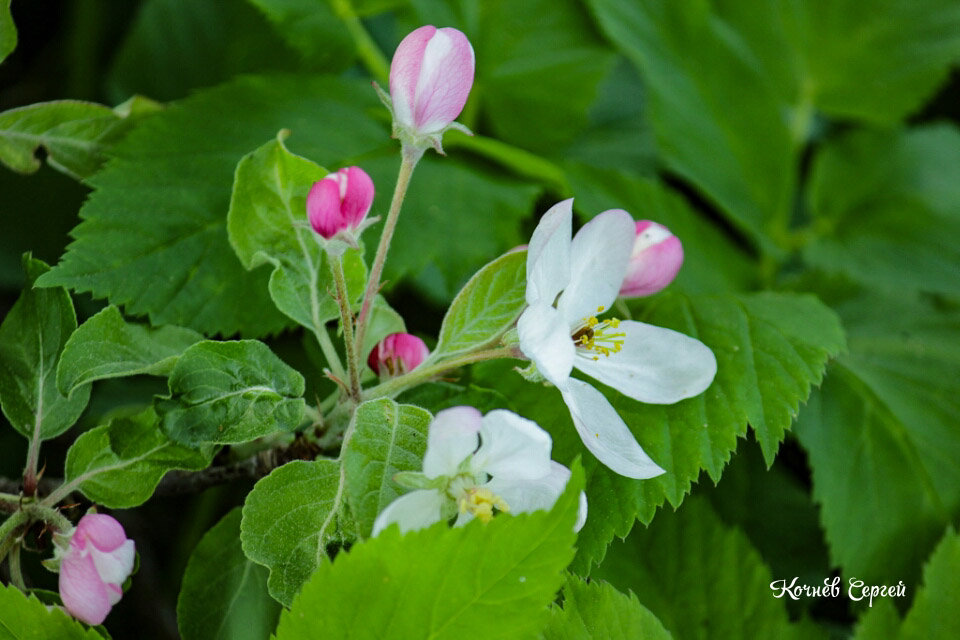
620, 220, 684, 297
306, 166, 375, 243
56, 513, 135, 626
372, 406, 585, 535
368, 332, 429, 376
516, 200, 717, 479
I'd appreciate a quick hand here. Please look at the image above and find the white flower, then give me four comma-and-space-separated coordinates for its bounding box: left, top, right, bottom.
372, 406, 585, 535
516, 199, 717, 479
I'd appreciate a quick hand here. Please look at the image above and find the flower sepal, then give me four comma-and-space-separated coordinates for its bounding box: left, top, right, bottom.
392, 470, 446, 490
514, 361, 546, 383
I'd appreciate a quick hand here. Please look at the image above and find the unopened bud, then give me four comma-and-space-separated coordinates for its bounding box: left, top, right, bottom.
368, 332, 429, 377
306, 166, 375, 240
619, 220, 683, 297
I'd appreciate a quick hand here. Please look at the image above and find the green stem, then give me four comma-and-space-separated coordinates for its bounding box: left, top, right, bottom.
0, 511, 28, 565
328, 0, 390, 84
331, 255, 362, 401
315, 322, 347, 383
354, 147, 422, 361
363, 346, 520, 401
8, 543, 25, 590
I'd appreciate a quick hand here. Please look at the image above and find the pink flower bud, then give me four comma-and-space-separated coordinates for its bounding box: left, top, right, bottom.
368, 332, 429, 377
59, 514, 135, 626
619, 220, 684, 297
306, 166, 375, 239
389, 25, 475, 140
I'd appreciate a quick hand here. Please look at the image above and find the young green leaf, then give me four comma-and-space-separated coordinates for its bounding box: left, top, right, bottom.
543, 576, 670, 640
177, 508, 281, 640
62, 406, 212, 508
0, 255, 90, 442
0, 583, 102, 639
343, 398, 431, 537
273, 463, 583, 639
156, 340, 305, 446
434, 249, 527, 358
57, 305, 202, 397
240, 459, 347, 607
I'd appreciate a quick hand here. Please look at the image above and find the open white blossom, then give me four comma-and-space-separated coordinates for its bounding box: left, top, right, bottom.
517, 199, 717, 478
372, 406, 585, 535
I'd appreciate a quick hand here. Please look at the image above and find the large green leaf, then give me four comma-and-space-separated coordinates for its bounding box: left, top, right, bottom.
57, 305, 202, 397
343, 398, 431, 537
177, 508, 282, 640
592, 497, 822, 640
272, 464, 582, 639
433, 249, 527, 358
0, 0, 15, 65
543, 576, 671, 640
246, 0, 353, 72
0, 583, 102, 640
0, 98, 158, 181
0, 255, 90, 442
240, 459, 348, 607
63, 406, 212, 508
804, 125, 960, 296
794, 290, 960, 587
156, 340, 305, 446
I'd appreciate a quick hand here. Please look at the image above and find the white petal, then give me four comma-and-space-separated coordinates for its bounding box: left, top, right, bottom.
557, 209, 634, 324
559, 378, 665, 479
517, 303, 574, 386
422, 406, 482, 478
526, 200, 572, 306
575, 320, 717, 404
371, 490, 444, 535
90, 540, 135, 586
472, 410, 552, 481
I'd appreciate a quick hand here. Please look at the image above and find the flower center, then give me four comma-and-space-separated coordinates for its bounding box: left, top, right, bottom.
458, 487, 510, 523
571, 306, 625, 360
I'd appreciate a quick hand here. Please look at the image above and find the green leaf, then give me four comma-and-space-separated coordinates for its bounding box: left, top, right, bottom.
543, 576, 671, 640
227, 131, 366, 341
0, 99, 157, 181
794, 290, 960, 586
586, 0, 795, 251
157, 340, 305, 446
0, 0, 14, 64
177, 508, 282, 640
240, 459, 347, 607
273, 463, 582, 639
0, 583, 102, 640
63, 406, 212, 508
246, 0, 354, 71
343, 398, 431, 537
592, 496, 818, 640
434, 250, 527, 358
57, 305, 202, 397
36, 75, 386, 337
804, 125, 960, 296
0, 255, 90, 441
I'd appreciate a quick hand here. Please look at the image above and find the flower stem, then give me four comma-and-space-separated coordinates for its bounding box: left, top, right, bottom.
8, 543, 25, 590
331, 255, 362, 401
354, 147, 422, 362
328, 0, 390, 84
315, 322, 348, 383
0, 510, 28, 566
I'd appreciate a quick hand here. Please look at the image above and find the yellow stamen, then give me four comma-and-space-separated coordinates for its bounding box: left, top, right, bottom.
571, 311, 625, 359
458, 487, 510, 523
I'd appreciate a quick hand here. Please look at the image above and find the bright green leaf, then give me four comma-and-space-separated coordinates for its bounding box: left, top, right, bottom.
240, 459, 347, 607
0, 0, 14, 64
177, 508, 282, 640
57, 305, 202, 397
434, 250, 527, 358
543, 576, 671, 640
273, 463, 582, 639
63, 406, 212, 508
0, 583, 102, 640
157, 340, 305, 446
343, 398, 431, 537
0, 255, 90, 442
898, 528, 960, 640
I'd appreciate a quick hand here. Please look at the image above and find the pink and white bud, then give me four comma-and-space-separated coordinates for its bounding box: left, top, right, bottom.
368, 332, 429, 377
307, 166, 375, 240
58, 514, 135, 626
619, 220, 684, 297
389, 25, 475, 146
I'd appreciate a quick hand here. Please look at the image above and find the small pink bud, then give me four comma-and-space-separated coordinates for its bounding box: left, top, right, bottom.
59, 514, 135, 626
307, 166, 375, 239
389, 25, 475, 139
619, 220, 684, 297
368, 332, 429, 377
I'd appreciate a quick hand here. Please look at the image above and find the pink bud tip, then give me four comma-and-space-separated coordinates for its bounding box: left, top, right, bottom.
59, 514, 136, 626
368, 332, 430, 377
307, 166, 375, 239
619, 220, 684, 297
389, 25, 475, 137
